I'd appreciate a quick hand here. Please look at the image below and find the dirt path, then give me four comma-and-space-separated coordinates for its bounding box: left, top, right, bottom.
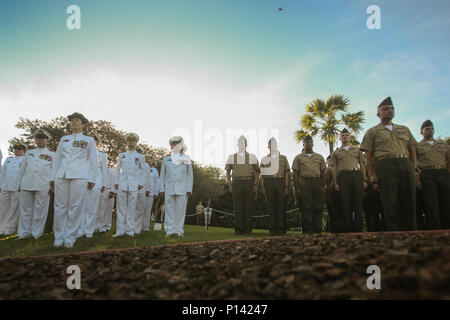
0, 231, 449, 299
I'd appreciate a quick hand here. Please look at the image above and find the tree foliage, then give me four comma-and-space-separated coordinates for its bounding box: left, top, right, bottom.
294, 94, 365, 154
9, 117, 169, 166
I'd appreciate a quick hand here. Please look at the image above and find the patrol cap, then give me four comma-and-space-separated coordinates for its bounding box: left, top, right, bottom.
13, 142, 27, 150
68, 112, 88, 124
169, 136, 183, 145
341, 128, 350, 134
32, 128, 52, 140
303, 135, 313, 141
421, 119, 433, 130
125, 133, 139, 142
377, 97, 393, 109
89, 132, 102, 144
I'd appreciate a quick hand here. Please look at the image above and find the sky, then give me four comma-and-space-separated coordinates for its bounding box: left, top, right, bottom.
1, 0, 449, 168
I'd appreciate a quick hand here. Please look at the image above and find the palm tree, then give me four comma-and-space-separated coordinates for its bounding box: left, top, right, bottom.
295, 94, 365, 154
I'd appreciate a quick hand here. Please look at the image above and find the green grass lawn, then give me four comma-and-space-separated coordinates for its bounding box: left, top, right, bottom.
0, 223, 302, 259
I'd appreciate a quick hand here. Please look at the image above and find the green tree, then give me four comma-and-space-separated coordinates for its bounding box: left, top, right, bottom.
9, 117, 170, 166
294, 94, 365, 153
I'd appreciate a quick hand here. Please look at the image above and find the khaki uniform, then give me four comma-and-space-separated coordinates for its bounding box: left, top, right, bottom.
331, 146, 364, 232
225, 152, 259, 235
292, 152, 326, 234
416, 139, 450, 229
360, 123, 417, 231
260, 152, 290, 235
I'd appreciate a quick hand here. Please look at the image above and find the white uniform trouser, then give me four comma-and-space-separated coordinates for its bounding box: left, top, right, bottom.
106, 197, 114, 230
116, 190, 137, 235
54, 178, 88, 245
97, 190, 111, 232
18, 190, 50, 239
80, 189, 101, 236
0, 191, 20, 235
135, 192, 147, 234
143, 196, 154, 230
164, 194, 187, 235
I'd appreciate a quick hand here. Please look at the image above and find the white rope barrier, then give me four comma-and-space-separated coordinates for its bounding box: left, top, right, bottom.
185, 210, 205, 217
187, 207, 300, 218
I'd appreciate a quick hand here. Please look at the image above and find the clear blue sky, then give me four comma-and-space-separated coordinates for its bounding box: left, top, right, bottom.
1, 0, 449, 166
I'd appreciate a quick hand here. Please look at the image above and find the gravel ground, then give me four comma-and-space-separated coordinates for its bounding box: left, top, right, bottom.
0, 231, 449, 299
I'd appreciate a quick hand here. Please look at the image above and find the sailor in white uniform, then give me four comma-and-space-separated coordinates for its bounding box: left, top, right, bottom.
159, 136, 193, 237
106, 166, 117, 232
143, 154, 160, 231
79, 132, 107, 238
97, 164, 117, 232
0, 143, 26, 236
114, 133, 145, 237
51, 112, 98, 248
17, 129, 55, 239
134, 145, 150, 234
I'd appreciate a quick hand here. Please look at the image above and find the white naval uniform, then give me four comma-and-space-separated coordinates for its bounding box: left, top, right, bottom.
135, 162, 151, 234
80, 150, 107, 237
116, 150, 146, 236
52, 133, 98, 247
143, 167, 159, 231
106, 168, 118, 231
0, 156, 24, 235
97, 167, 117, 232
160, 153, 193, 236
17, 148, 55, 239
